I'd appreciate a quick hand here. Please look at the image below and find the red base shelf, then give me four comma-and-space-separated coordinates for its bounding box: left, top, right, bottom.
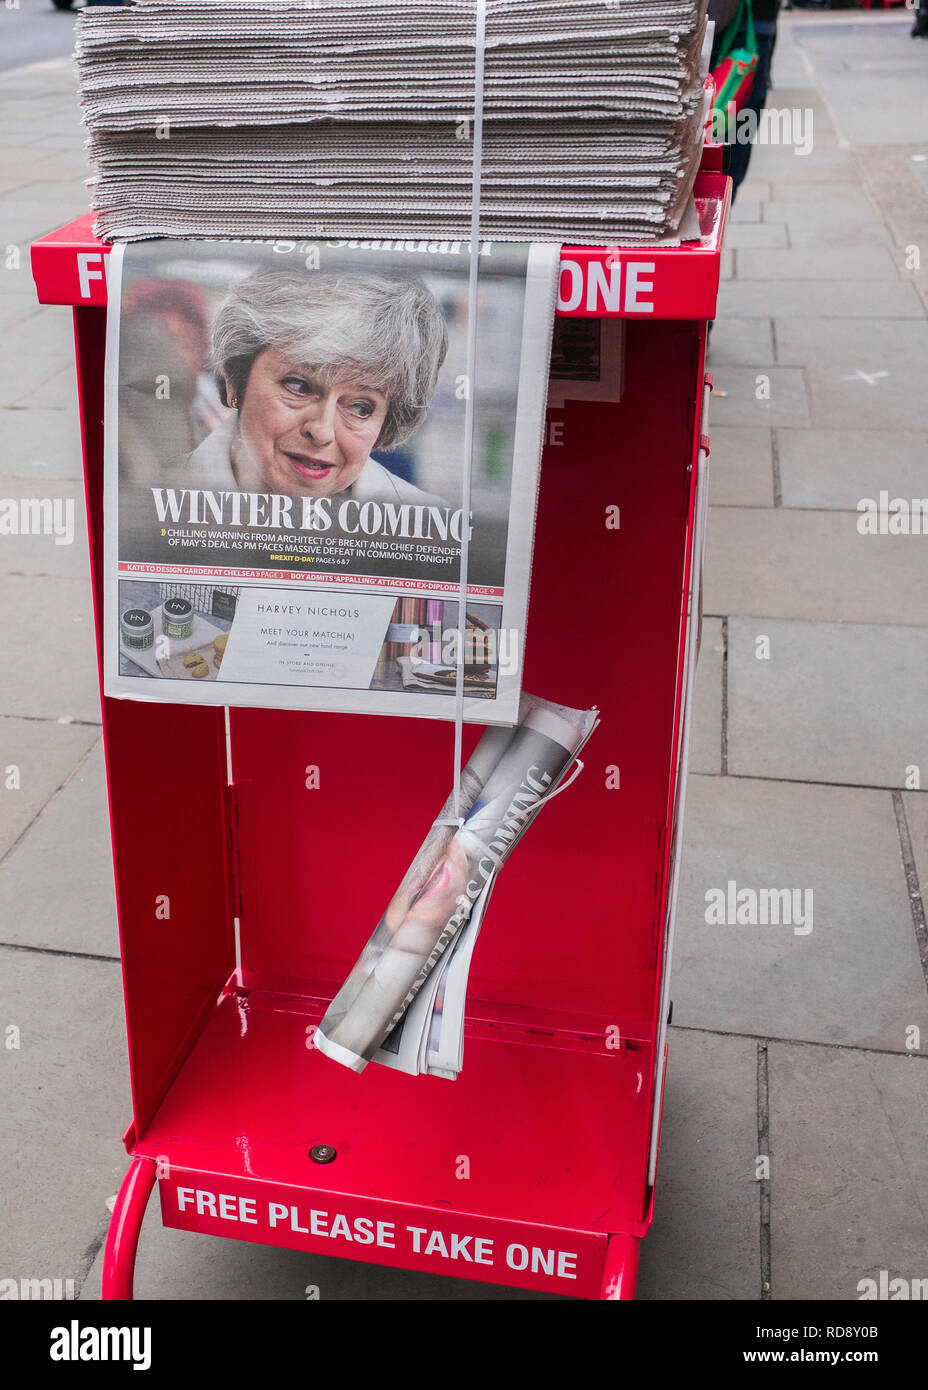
132, 984, 651, 1298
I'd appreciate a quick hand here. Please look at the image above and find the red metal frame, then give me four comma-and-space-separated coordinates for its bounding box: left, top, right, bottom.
32, 156, 727, 1300
32, 171, 730, 317
101, 1158, 156, 1301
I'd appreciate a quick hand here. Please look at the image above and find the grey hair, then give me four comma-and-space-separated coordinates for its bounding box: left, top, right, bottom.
209, 269, 448, 448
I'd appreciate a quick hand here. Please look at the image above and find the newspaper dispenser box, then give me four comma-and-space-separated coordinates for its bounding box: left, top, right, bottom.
31, 153, 728, 1301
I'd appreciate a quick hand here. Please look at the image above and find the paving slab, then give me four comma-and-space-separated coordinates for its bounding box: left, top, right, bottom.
705, 368, 811, 429
0, 573, 100, 723
718, 278, 922, 319
774, 319, 928, 430
0, 476, 89, 578
746, 155, 857, 184
15, 157, 90, 184
736, 179, 772, 203
0, 351, 73, 409
31, 135, 88, 154
0, 224, 59, 265
855, 145, 928, 276
689, 618, 723, 777
737, 246, 900, 281
5, 303, 78, 359
707, 318, 775, 370
729, 199, 762, 226
727, 616, 928, 789
768, 1043, 928, 1300
673, 775, 928, 1051
764, 26, 814, 88
0, 293, 40, 330
705, 507, 928, 627
0, 117, 80, 138
0, 197, 93, 242
744, 136, 845, 168
0, 740, 119, 959
763, 200, 891, 248
766, 181, 876, 207
0, 948, 128, 1282
778, 428, 928, 511
723, 222, 789, 251
10, 364, 78, 412
899, 265, 928, 320
758, 87, 823, 110
0, 146, 67, 177
637, 1029, 760, 1301
0, 408, 85, 481
793, 52, 928, 149
0, 715, 99, 863
748, 124, 848, 159
704, 427, 774, 508
12, 179, 90, 205
902, 791, 928, 909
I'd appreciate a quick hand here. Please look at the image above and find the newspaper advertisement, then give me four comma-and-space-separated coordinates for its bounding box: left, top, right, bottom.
103, 237, 560, 722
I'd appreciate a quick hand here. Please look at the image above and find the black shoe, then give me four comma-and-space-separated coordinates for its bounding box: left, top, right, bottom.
913, 11, 928, 36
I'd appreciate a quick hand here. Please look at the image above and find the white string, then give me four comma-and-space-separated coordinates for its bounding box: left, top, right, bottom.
542, 757, 586, 801
451, 0, 487, 823
433, 758, 585, 835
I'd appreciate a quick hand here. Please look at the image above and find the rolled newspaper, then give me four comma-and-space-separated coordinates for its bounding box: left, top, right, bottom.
315, 693, 597, 1073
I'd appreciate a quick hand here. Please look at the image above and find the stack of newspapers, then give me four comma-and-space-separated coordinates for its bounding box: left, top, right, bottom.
76, 0, 712, 245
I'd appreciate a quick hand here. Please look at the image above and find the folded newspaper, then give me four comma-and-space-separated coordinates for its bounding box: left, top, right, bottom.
314, 692, 599, 1077
76, 0, 711, 246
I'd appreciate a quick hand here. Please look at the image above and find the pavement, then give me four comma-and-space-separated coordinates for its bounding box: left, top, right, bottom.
0, 9, 926, 1302
0, 0, 79, 76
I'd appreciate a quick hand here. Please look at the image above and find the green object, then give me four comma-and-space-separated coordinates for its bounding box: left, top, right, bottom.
711, 0, 759, 140
716, 0, 757, 65
482, 422, 508, 483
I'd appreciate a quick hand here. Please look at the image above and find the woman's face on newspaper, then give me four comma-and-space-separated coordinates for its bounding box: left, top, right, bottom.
235, 347, 389, 496
385, 839, 468, 953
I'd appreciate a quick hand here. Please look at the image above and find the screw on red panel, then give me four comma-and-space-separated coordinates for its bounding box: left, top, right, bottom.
309, 1144, 337, 1164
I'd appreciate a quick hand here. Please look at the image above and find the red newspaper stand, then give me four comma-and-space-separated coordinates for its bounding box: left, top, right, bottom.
31, 153, 728, 1301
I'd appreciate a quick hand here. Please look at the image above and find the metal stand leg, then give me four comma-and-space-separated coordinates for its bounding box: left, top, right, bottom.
600, 1232, 640, 1300
102, 1157, 156, 1300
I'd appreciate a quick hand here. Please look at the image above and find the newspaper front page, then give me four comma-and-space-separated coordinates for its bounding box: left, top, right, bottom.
103, 237, 560, 722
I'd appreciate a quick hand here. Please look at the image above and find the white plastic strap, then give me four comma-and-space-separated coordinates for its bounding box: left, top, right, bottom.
451, 0, 487, 823
433, 756, 585, 843
542, 757, 586, 801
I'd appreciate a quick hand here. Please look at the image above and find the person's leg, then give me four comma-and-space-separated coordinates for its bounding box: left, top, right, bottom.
728, 26, 776, 193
